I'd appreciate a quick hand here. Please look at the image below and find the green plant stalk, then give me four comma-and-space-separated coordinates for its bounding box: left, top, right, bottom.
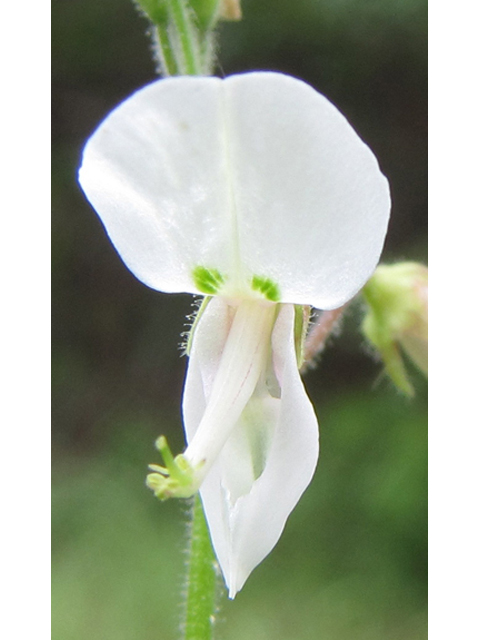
166, 0, 203, 74
183, 494, 219, 640
154, 22, 180, 76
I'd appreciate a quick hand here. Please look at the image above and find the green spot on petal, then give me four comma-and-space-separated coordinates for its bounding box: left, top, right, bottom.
251, 275, 281, 302
192, 266, 225, 294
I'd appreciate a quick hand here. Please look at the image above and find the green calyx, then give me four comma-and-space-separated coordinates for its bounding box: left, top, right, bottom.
146, 436, 201, 500
189, 0, 221, 31
135, 0, 169, 25
294, 304, 311, 369
134, 0, 234, 76
185, 296, 212, 356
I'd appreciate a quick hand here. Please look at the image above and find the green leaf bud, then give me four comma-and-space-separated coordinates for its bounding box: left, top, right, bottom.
362, 262, 428, 396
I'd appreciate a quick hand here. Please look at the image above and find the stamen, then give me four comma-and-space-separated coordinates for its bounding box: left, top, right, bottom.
146, 435, 203, 500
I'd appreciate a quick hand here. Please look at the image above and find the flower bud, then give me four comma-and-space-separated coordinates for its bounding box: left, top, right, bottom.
362, 262, 428, 396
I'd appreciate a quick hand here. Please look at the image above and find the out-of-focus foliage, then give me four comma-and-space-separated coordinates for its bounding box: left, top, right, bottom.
52, 0, 427, 637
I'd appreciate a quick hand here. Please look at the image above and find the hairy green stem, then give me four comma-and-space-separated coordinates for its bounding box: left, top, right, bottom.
167, 0, 203, 74
154, 22, 180, 76
183, 495, 219, 640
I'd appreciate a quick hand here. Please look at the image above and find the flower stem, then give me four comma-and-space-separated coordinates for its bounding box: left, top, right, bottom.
183, 495, 219, 640
154, 22, 180, 76
166, 0, 203, 75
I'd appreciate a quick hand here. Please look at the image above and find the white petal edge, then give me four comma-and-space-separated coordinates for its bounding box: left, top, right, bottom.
79, 72, 390, 307
183, 300, 319, 597
78, 77, 231, 296
224, 72, 391, 309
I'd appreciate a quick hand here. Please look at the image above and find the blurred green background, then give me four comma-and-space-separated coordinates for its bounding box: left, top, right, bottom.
52, 0, 427, 638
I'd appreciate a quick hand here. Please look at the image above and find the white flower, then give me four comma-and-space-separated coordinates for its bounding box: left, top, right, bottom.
78, 71, 390, 597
